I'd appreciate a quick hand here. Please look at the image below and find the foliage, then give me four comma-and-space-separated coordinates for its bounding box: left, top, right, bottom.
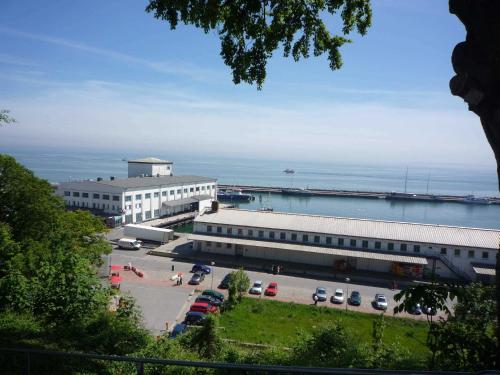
146, 0, 372, 88
227, 268, 250, 307
188, 314, 223, 359
0, 109, 15, 125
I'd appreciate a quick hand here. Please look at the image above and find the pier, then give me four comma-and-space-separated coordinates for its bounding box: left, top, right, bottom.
219, 184, 500, 205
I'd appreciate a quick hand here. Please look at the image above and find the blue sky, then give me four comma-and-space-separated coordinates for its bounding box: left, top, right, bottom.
0, 0, 495, 167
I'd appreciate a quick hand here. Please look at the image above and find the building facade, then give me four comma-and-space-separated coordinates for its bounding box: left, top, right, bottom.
56, 159, 217, 224
191, 208, 498, 282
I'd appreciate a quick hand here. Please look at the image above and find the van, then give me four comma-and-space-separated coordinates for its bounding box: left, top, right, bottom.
117, 238, 142, 250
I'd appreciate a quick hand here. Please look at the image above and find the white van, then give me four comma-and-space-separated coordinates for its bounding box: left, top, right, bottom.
117, 238, 142, 250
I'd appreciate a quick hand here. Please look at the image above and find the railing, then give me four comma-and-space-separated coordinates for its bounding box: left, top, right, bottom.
1, 348, 493, 375
436, 254, 471, 281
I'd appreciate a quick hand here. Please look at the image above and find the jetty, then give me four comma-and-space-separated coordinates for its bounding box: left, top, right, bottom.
218, 184, 500, 205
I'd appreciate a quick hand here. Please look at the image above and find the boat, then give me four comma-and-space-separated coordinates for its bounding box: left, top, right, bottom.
281, 188, 313, 196
217, 189, 254, 202
460, 195, 490, 205
258, 207, 274, 212
385, 192, 439, 202
283, 169, 295, 174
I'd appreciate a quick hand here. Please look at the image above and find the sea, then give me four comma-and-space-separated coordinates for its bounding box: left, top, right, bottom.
5, 149, 500, 230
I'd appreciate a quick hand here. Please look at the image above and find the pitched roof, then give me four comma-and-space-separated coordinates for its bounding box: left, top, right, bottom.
128, 157, 172, 164
195, 208, 500, 249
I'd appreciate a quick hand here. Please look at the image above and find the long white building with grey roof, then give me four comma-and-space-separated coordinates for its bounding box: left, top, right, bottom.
191, 208, 498, 282
55, 158, 217, 225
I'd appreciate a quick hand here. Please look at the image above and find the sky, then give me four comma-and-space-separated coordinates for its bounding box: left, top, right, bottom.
0, 0, 495, 167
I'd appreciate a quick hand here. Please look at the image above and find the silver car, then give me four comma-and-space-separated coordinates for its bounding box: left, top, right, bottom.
314, 287, 327, 301
373, 294, 388, 310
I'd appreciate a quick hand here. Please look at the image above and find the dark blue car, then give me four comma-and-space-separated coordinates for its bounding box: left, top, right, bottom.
184, 311, 207, 325
191, 263, 211, 274
170, 323, 187, 338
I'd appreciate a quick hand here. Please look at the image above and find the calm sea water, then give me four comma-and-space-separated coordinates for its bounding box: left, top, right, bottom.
5, 149, 500, 229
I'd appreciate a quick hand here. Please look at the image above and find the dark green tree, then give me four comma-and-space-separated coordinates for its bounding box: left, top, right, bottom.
227, 268, 250, 307
0, 109, 15, 125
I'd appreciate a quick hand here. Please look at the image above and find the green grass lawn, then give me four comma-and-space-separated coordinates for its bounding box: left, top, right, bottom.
219, 297, 430, 358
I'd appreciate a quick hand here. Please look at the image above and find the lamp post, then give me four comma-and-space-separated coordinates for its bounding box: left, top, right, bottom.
345, 277, 350, 311
211, 261, 215, 290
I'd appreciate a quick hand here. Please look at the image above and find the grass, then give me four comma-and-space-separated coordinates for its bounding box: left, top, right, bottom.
219, 297, 430, 358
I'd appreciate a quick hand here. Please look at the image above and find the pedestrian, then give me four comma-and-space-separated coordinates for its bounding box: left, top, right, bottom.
313, 294, 318, 306
176, 277, 179, 286
180, 277, 183, 285
171, 264, 175, 272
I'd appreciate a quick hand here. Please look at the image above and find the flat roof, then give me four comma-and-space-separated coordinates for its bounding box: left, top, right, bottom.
472, 266, 495, 276
60, 175, 216, 191
195, 208, 500, 249
128, 157, 172, 164
189, 234, 428, 265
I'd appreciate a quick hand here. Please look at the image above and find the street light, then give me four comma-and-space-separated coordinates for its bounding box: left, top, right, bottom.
210, 261, 215, 290
345, 277, 350, 311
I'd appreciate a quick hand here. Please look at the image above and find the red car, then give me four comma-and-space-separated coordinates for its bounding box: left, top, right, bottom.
264, 282, 278, 296
189, 302, 218, 314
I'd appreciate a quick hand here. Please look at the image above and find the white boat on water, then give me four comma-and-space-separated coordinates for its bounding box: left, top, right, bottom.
461, 195, 490, 205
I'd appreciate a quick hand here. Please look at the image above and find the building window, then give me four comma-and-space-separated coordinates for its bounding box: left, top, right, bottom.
202, 186, 206, 190
248, 229, 253, 236
125, 214, 133, 224
217, 226, 222, 233
269, 231, 275, 239
102, 194, 110, 200
291, 233, 297, 241
375, 241, 381, 249
64, 191, 70, 196
326, 237, 332, 245
154, 209, 159, 217
350, 239, 356, 247
145, 193, 151, 199
400, 244, 407, 252
440, 247, 447, 255
338, 238, 344, 246
237, 228, 243, 236
154, 192, 159, 198
170, 190, 174, 196
454, 249, 461, 257
196, 187, 200, 191
72, 192, 80, 197
82, 192, 89, 198
314, 235, 320, 244
212, 185, 215, 189
362, 240, 368, 248
226, 243, 231, 249
135, 194, 141, 200
206, 241, 211, 247
280, 232, 286, 240
467, 250, 474, 258
227, 227, 232, 235
190, 188, 194, 192
113, 195, 120, 201
303, 234, 309, 243
216, 242, 222, 248
482, 251, 489, 259
145, 211, 152, 220
414, 245, 420, 253
135, 203, 141, 209
135, 213, 142, 222
184, 188, 188, 193
207, 225, 212, 232
177, 189, 182, 194
258, 230, 264, 238
162, 191, 167, 197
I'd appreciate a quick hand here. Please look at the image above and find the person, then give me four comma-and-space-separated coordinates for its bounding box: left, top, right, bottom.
180, 276, 183, 285
171, 264, 175, 272
313, 294, 318, 306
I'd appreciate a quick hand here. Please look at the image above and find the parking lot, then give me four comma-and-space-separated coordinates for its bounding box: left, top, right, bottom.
107, 230, 428, 334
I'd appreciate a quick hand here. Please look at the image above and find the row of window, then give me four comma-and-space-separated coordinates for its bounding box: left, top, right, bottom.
64, 191, 120, 201
125, 185, 215, 201
67, 201, 119, 211
125, 209, 162, 223
204, 225, 490, 259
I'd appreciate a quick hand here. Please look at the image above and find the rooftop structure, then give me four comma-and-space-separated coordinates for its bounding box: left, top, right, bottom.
128, 157, 173, 177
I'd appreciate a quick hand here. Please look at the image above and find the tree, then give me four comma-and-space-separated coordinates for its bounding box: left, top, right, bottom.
146, 0, 371, 89
0, 109, 15, 125
227, 268, 250, 306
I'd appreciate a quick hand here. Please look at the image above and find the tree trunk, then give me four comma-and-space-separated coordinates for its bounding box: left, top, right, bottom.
449, 0, 500, 369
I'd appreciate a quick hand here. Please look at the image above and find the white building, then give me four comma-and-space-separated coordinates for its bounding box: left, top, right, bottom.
127, 157, 173, 178
191, 208, 498, 282
56, 159, 217, 225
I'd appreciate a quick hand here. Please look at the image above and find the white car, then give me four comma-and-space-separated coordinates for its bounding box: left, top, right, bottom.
331, 288, 344, 304
373, 294, 388, 310
249, 280, 263, 295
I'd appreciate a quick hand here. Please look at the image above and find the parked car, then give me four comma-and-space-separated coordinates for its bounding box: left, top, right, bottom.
184, 311, 207, 325
202, 289, 225, 302
189, 302, 218, 314
117, 238, 142, 250
249, 280, 263, 295
423, 305, 437, 316
195, 295, 222, 307
170, 323, 187, 338
314, 287, 328, 302
331, 288, 344, 304
264, 282, 278, 296
191, 263, 211, 274
409, 303, 423, 315
348, 291, 361, 306
373, 294, 388, 310
189, 272, 205, 285
218, 273, 232, 289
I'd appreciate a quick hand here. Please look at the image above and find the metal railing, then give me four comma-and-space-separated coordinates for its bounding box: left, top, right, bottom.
1, 347, 494, 375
